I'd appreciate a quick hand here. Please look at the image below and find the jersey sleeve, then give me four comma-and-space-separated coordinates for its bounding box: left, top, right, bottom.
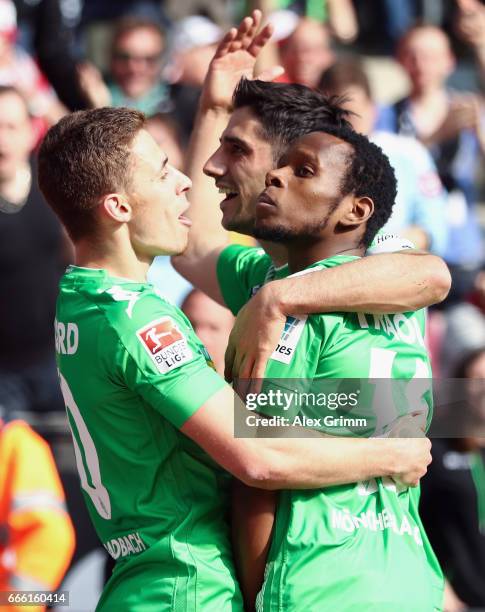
216, 244, 273, 315
105, 295, 227, 430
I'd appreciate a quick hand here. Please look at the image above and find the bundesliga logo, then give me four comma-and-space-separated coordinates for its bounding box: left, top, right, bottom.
137, 317, 193, 373
142, 319, 184, 354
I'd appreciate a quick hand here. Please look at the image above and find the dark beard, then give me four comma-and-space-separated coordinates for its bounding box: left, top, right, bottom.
254, 196, 342, 243
254, 213, 334, 244
253, 223, 298, 242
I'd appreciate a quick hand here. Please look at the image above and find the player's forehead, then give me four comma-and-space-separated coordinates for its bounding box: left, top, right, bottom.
284, 131, 352, 165
223, 107, 270, 149
130, 128, 167, 173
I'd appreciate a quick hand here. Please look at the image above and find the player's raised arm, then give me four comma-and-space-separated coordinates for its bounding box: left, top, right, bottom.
172, 11, 282, 303
225, 249, 451, 381
181, 385, 431, 489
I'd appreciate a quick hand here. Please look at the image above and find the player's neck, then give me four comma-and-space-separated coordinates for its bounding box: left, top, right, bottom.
75, 239, 151, 283
258, 240, 288, 267
287, 239, 364, 273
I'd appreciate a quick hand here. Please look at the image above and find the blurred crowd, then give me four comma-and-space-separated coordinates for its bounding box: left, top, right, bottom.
1, 0, 485, 610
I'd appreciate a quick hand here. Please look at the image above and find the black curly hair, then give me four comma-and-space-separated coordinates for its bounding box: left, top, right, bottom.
233, 78, 396, 247
309, 123, 396, 247
232, 78, 354, 159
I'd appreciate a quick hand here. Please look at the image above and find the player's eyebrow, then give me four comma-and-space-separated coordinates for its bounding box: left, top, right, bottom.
293, 148, 319, 161
220, 134, 250, 151
284, 148, 320, 166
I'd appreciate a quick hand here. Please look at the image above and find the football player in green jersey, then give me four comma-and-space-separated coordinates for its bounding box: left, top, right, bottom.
233, 126, 444, 611
172, 10, 451, 381
37, 105, 432, 610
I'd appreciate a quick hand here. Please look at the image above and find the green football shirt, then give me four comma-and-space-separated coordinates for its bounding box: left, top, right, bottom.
217, 249, 444, 611
217, 231, 415, 316
55, 266, 243, 611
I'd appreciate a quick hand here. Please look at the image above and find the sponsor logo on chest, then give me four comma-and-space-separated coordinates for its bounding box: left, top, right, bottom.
271, 315, 308, 365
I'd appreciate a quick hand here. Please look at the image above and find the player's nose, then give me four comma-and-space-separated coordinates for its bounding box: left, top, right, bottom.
203, 147, 226, 178
173, 167, 192, 194
265, 168, 286, 189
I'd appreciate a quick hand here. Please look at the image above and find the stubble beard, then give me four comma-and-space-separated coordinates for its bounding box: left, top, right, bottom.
253, 203, 338, 244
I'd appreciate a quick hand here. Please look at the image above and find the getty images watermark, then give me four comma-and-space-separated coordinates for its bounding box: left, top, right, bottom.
244, 388, 366, 430
233, 377, 485, 438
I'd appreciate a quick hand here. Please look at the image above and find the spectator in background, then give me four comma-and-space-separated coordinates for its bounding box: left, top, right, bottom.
421, 347, 485, 611
181, 289, 234, 376
168, 15, 222, 141
0, 86, 69, 417
12, 0, 88, 111
79, 17, 170, 115
440, 266, 485, 377
377, 24, 484, 302
80, 0, 164, 24
319, 58, 448, 254
455, 0, 485, 79
277, 16, 334, 88
0, 0, 65, 133
248, 0, 358, 42
0, 418, 75, 611
109, 17, 169, 113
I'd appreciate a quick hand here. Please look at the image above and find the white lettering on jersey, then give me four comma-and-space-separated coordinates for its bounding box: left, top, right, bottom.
136, 317, 192, 374
331, 506, 423, 546
270, 315, 307, 365
357, 313, 425, 347
54, 319, 79, 355
105, 286, 141, 318
269, 265, 322, 364
357, 476, 408, 496
366, 232, 415, 254
104, 531, 147, 560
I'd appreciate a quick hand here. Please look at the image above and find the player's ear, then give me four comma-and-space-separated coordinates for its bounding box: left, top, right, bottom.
339, 195, 374, 228
100, 193, 133, 224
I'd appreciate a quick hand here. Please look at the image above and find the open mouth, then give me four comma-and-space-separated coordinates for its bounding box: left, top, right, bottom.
218, 185, 239, 203
178, 214, 192, 227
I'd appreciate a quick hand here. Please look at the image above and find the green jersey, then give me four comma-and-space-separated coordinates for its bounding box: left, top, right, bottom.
217, 232, 415, 317
55, 266, 243, 611
217, 248, 444, 611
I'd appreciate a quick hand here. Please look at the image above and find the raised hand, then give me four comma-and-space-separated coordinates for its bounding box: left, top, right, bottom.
428, 93, 483, 145
200, 10, 283, 112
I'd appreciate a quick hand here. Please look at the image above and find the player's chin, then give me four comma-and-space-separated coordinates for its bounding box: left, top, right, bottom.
253, 216, 290, 242
174, 230, 190, 255
221, 206, 254, 235
253, 219, 275, 240
220, 195, 244, 227
160, 230, 189, 256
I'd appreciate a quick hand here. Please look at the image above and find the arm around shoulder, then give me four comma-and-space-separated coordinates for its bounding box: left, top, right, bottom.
180, 385, 433, 489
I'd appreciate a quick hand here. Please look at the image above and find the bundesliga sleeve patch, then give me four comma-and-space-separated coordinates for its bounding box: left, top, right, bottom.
136, 317, 193, 373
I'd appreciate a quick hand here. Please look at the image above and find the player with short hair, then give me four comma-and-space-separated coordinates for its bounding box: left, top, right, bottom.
172, 11, 451, 380
233, 125, 444, 610
38, 104, 431, 611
